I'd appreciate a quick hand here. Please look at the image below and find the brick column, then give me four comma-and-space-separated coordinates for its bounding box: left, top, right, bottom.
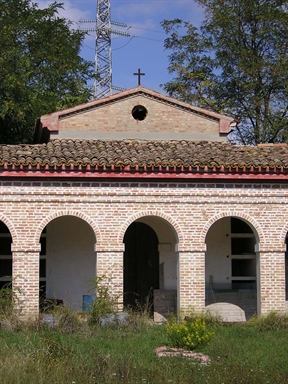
257, 243, 286, 315
96, 244, 124, 307
12, 244, 41, 317
178, 242, 206, 317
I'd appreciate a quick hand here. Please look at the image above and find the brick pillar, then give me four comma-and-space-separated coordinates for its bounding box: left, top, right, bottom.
178, 242, 206, 317
96, 244, 124, 308
12, 244, 41, 317
257, 243, 286, 316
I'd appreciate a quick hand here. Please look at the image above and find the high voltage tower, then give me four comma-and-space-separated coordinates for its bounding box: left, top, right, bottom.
80, 0, 130, 99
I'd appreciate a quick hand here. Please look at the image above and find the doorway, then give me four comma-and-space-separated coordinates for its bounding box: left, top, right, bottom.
124, 222, 159, 312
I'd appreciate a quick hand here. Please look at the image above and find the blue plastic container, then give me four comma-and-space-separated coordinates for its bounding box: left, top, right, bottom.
82, 295, 96, 312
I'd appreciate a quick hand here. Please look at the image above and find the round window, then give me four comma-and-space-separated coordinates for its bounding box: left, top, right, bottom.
132, 105, 148, 121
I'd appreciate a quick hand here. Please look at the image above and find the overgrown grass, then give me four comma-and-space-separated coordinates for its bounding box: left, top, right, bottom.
0, 311, 287, 383
1, 280, 287, 383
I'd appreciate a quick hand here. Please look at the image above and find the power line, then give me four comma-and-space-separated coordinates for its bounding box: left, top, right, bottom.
126, 25, 165, 34
131, 35, 163, 43
83, 32, 164, 47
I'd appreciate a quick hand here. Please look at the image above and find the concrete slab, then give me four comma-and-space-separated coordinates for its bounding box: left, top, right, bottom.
205, 302, 246, 322
154, 312, 168, 323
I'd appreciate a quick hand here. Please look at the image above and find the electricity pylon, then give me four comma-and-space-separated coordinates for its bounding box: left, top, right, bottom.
80, 0, 130, 99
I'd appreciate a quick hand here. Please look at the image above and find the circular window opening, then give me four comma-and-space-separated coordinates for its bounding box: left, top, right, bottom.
132, 105, 148, 121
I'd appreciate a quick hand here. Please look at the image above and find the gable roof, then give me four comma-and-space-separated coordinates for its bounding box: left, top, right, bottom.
1, 139, 288, 180
34, 86, 236, 143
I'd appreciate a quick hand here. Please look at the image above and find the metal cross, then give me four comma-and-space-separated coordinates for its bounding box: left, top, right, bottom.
133, 68, 145, 86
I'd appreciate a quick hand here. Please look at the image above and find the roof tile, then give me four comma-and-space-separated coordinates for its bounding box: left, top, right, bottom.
0, 139, 288, 175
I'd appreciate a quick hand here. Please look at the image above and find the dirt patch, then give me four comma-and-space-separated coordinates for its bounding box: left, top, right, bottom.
155, 346, 210, 365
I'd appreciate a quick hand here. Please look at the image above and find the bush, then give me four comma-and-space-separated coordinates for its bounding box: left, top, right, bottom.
55, 305, 81, 334
166, 318, 214, 350
0, 283, 13, 317
248, 311, 288, 331
184, 309, 221, 328
0, 283, 24, 331
88, 275, 119, 326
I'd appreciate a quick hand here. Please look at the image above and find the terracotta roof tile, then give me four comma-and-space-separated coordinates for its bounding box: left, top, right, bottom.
0, 139, 288, 175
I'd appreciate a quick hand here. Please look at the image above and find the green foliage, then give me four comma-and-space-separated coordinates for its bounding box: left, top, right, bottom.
161, 0, 288, 144
0, 283, 13, 318
166, 318, 214, 350
0, 283, 29, 331
247, 311, 288, 331
0, 0, 94, 144
54, 305, 81, 334
183, 309, 222, 328
0, 319, 288, 382
41, 334, 72, 363
88, 275, 120, 325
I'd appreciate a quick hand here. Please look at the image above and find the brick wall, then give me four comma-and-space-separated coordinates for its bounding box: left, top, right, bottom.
58, 95, 220, 138
0, 179, 287, 317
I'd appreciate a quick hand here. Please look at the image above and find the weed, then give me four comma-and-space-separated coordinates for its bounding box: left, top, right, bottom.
0, 283, 13, 316
41, 335, 72, 363
185, 309, 222, 328
0, 320, 287, 383
247, 311, 288, 331
54, 305, 81, 334
0, 282, 24, 331
88, 274, 120, 325
126, 308, 153, 331
166, 318, 214, 350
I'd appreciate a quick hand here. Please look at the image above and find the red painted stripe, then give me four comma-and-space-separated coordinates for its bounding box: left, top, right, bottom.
0, 170, 287, 180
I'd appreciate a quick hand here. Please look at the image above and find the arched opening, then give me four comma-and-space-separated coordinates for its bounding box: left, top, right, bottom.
123, 216, 178, 319
0, 221, 12, 289
39, 216, 96, 312
124, 222, 159, 312
205, 217, 258, 320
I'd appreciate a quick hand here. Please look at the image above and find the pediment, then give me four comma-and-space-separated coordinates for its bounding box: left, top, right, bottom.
34, 86, 236, 143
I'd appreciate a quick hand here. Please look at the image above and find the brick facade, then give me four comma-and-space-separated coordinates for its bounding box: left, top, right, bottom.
1, 179, 287, 317
3, 86, 287, 320
58, 95, 220, 136
36, 86, 235, 142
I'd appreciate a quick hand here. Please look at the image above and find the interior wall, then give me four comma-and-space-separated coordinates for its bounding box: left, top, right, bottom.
205, 217, 231, 287
46, 216, 96, 311
205, 217, 258, 319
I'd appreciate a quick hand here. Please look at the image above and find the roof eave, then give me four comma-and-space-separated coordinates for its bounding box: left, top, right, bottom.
0, 168, 287, 181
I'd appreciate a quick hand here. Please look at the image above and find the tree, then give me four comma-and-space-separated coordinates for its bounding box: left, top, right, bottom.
0, 0, 94, 144
161, 0, 288, 144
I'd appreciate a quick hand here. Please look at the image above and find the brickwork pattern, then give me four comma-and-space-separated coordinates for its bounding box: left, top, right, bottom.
0, 180, 287, 316
58, 95, 219, 135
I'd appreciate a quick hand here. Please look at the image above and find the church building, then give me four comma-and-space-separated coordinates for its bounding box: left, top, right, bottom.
0, 85, 288, 320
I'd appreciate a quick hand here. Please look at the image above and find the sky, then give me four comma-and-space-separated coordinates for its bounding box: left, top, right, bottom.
37, 0, 204, 94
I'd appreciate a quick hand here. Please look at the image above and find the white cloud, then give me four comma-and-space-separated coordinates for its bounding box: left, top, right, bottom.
36, 1, 91, 24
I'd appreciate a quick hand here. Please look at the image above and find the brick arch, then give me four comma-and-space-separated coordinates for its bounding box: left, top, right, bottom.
118, 210, 182, 244
201, 211, 263, 244
279, 224, 288, 245
34, 211, 101, 243
0, 215, 17, 242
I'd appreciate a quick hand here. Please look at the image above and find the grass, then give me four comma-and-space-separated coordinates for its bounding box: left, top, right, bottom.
0, 312, 287, 383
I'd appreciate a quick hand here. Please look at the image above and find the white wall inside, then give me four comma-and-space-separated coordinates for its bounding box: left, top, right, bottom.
136, 217, 178, 290
46, 216, 96, 311
205, 217, 231, 287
